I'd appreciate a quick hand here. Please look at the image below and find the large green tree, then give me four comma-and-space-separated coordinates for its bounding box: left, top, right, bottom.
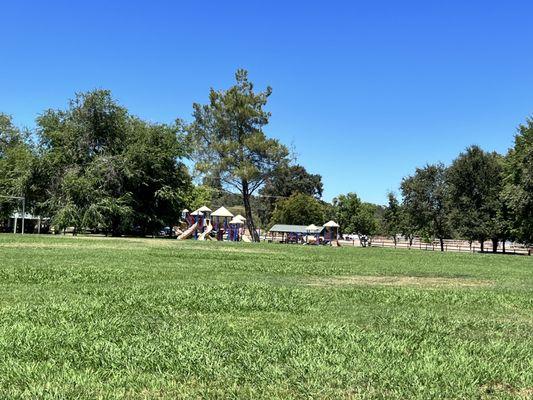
0, 114, 35, 222
383, 192, 402, 245
35, 90, 190, 235
504, 118, 533, 246
447, 146, 504, 252
259, 164, 323, 225
187, 70, 289, 241
269, 193, 325, 227
401, 163, 450, 251
333, 193, 379, 245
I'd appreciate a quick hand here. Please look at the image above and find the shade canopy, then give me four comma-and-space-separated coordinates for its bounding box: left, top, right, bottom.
323, 220, 340, 228
197, 206, 212, 213
305, 224, 319, 233
190, 209, 204, 216
234, 214, 246, 222
269, 224, 309, 234
211, 206, 234, 218
229, 217, 244, 225
182, 209, 189, 213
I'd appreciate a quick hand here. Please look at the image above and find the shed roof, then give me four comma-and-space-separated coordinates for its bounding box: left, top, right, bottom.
269, 224, 323, 234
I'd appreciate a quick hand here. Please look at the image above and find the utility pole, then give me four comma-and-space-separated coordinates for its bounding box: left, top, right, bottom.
21, 197, 25, 235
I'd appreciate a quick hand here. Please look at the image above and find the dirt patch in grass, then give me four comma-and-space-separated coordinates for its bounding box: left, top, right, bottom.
480, 383, 533, 399
307, 275, 494, 288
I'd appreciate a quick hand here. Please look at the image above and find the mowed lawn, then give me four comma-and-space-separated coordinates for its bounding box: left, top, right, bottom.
0, 235, 532, 399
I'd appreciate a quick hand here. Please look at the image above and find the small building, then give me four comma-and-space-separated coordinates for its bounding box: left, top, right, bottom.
3, 212, 48, 234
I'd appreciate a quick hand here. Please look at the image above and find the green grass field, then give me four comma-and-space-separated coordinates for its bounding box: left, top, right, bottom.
0, 235, 532, 399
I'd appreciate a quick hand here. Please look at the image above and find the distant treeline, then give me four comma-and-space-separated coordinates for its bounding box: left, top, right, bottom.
0, 70, 531, 248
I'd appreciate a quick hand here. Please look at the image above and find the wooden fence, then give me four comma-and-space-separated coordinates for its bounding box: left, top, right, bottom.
339, 237, 531, 256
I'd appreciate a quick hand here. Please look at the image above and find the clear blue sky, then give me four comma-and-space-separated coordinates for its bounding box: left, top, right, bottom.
2, 1, 532, 204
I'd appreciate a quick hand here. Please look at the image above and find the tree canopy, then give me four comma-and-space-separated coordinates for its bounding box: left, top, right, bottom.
187, 69, 289, 241
401, 163, 450, 251
269, 193, 325, 227
504, 118, 533, 245
33, 90, 191, 235
333, 193, 379, 242
383, 192, 402, 244
447, 146, 504, 252
0, 114, 35, 220
259, 164, 323, 225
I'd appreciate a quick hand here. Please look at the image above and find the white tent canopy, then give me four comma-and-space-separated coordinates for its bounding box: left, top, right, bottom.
229, 217, 244, 225
211, 206, 234, 218
306, 224, 320, 233
323, 220, 340, 228
234, 214, 246, 222
190, 210, 204, 216
197, 206, 212, 213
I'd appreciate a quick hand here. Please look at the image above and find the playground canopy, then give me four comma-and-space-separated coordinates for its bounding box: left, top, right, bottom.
190, 206, 212, 216
323, 220, 340, 228
234, 214, 246, 222
306, 224, 323, 234
229, 217, 244, 225
211, 206, 234, 218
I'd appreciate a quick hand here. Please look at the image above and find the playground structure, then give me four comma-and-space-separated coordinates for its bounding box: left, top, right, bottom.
176, 204, 339, 245
177, 206, 252, 242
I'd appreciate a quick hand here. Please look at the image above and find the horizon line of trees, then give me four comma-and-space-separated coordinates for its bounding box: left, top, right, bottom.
1, 70, 531, 247
382, 131, 533, 252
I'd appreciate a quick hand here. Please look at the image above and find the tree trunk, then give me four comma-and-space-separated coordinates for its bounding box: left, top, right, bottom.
502, 239, 506, 254
480, 240, 484, 252
491, 238, 498, 253
439, 237, 444, 252
242, 180, 259, 242
111, 217, 121, 237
